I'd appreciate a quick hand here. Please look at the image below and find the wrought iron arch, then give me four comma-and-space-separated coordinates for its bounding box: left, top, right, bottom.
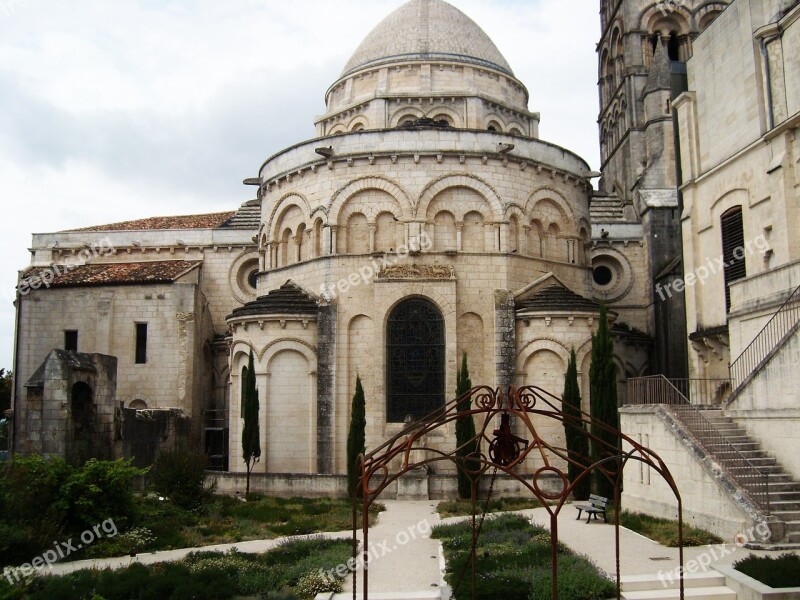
385, 297, 445, 423
353, 384, 686, 600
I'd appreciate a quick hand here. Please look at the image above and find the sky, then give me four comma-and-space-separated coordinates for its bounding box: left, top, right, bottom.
0, 0, 601, 371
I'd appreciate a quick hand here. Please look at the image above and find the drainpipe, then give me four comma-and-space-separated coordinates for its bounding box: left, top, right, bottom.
760, 35, 779, 130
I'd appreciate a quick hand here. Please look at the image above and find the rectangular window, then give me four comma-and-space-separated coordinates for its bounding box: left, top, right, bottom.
721, 207, 746, 312
64, 330, 78, 352
135, 323, 148, 364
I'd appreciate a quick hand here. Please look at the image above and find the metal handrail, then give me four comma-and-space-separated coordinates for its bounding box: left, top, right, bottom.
626, 376, 731, 406
627, 375, 770, 514
730, 283, 800, 392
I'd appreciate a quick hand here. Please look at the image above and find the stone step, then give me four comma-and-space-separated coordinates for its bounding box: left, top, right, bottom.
765, 491, 800, 502
621, 572, 726, 592
772, 510, 800, 521
621, 586, 736, 600
728, 464, 784, 474
769, 500, 800, 511
789, 531, 800, 544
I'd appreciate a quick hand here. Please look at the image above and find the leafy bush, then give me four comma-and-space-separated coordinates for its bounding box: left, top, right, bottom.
57, 459, 147, 532
294, 569, 343, 598
733, 553, 800, 588
151, 448, 215, 510
0, 455, 71, 524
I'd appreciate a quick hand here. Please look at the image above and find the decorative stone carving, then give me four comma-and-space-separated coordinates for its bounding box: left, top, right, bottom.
378, 263, 455, 280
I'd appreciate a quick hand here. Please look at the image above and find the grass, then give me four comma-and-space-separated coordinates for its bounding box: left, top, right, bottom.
437, 497, 542, 518
733, 553, 800, 588
0, 537, 352, 600
74, 495, 383, 561
618, 511, 723, 547
432, 513, 614, 600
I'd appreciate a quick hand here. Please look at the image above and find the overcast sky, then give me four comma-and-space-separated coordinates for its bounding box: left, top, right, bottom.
0, 0, 601, 371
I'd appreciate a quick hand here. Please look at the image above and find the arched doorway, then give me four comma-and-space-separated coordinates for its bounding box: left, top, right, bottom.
69, 381, 94, 464
386, 298, 445, 423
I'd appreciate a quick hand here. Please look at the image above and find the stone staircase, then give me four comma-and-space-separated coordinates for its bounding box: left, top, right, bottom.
621, 571, 735, 600
701, 409, 800, 544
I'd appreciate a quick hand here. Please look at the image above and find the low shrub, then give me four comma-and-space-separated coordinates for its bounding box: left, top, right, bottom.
294, 569, 343, 599
57, 459, 147, 532
733, 553, 800, 588
619, 512, 722, 547
433, 514, 612, 600
529, 555, 615, 600
151, 448, 215, 510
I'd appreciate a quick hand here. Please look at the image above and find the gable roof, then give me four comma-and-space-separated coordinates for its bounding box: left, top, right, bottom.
65, 212, 235, 232
21, 261, 201, 289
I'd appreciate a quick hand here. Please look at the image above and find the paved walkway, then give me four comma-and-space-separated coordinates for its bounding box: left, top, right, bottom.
34, 500, 799, 596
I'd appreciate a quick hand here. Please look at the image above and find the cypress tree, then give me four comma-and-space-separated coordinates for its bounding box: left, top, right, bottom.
562, 348, 591, 501
455, 352, 478, 499
346, 375, 366, 498
242, 351, 261, 497
589, 304, 619, 499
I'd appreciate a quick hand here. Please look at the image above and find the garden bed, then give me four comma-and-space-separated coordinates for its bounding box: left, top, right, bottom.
0, 537, 351, 600
431, 513, 614, 600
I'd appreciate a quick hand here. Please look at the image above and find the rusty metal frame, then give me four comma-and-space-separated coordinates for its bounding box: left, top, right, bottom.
352, 385, 685, 600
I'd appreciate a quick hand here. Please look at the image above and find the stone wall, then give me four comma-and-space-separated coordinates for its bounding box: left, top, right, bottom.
620, 405, 776, 541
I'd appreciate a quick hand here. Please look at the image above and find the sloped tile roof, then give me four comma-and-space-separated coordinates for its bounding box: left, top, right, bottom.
228, 282, 318, 320
65, 212, 235, 232
218, 200, 261, 230
516, 285, 600, 313
21, 261, 201, 289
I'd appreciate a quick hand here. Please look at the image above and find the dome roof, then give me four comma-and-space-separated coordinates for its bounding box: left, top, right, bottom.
341, 0, 514, 78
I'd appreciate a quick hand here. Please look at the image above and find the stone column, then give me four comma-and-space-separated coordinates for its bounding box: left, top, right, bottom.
368, 224, 376, 254
494, 290, 516, 389
455, 222, 464, 252
316, 302, 337, 474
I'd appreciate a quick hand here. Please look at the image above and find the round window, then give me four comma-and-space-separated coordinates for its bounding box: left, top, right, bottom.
247, 270, 259, 290
593, 265, 613, 286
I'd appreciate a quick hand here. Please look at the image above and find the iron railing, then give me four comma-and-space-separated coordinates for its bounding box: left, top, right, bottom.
730, 283, 800, 392
626, 376, 731, 406
627, 375, 770, 514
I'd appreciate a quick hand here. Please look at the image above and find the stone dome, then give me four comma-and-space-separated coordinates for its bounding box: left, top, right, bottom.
341, 0, 514, 77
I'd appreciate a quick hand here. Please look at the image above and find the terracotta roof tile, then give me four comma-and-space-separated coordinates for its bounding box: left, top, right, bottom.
66, 212, 235, 232
21, 261, 201, 289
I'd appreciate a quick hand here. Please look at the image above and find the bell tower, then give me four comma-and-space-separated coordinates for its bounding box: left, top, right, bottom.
594, 0, 730, 379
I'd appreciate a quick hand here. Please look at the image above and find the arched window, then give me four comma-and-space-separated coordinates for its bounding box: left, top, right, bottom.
721, 206, 746, 312
386, 298, 445, 422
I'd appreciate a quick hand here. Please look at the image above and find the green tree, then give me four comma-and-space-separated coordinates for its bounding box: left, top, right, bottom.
346, 375, 366, 498
241, 351, 261, 497
589, 304, 619, 500
455, 352, 478, 499
562, 348, 591, 501
0, 369, 11, 414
